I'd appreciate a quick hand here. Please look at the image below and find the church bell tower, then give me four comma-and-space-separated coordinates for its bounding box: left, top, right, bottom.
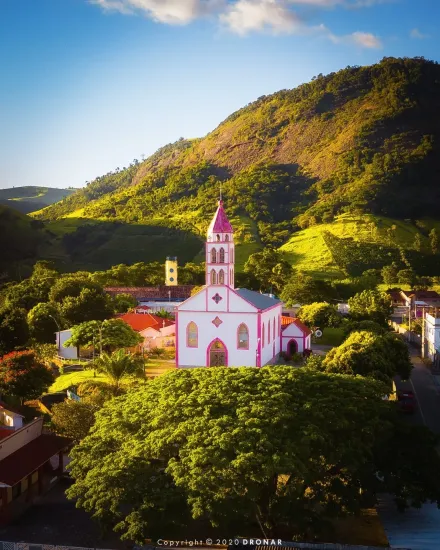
205, 200, 234, 288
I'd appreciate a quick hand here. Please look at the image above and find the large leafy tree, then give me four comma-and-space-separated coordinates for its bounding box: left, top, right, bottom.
244, 249, 292, 292
27, 302, 60, 343
51, 394, 104, 442
348, 289, 392, 326
113, 293, 138, 314
66, 367, 440, 543
59, 288, 114, 326
0, 350, 53, 403
92, 349, 145, 392
64, 319, 143, 353
280, 273, 335, 306
322, 330, 412, 384
0, 307, 29, 355
297, 302, 340, 329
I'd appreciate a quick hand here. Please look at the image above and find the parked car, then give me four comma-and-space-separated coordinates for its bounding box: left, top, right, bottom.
397, 390, 417, 413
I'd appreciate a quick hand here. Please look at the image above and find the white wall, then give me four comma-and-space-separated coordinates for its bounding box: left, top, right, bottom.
0, 418, 43, 461
0, 410, 23, 430
57, 331, 78, 360
281, 322, 309, 354
177, 311, 258, 367
426, 314, 440, 360
260, 306, 282, 366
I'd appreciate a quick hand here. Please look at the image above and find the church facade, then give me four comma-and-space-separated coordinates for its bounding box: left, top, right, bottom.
176, 200, 282, 368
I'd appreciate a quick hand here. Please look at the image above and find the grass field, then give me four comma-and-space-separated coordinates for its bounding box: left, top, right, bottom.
313, 327, 345, 347
0, 186, 74, 214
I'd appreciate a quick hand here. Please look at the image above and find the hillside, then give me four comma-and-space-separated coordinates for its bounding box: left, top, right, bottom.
0, 186, 74, 214
35, 57, 440, 274
0, 205, 50, 280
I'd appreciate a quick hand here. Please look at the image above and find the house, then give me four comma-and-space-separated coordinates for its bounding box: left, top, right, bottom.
119, 312, 176, 349
0, 417, 70, 524
176, 199, 282, 368
0, 402, 24, 431
280, 317, 312, 356
55, 329, 78, 360
400, 290, 440, 317
424, 312, 440, 365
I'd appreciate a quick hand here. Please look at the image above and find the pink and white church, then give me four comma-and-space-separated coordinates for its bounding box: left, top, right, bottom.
176, 200, 283, 368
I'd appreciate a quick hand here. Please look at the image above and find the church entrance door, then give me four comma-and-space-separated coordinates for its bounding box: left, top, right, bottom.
208, 339, 227, 367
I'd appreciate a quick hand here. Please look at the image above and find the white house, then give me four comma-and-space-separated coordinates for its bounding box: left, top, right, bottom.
280, 317, 312, 356
55, 330, 78, 360
176, 199, 282, 368
425, 312, 440, 363
0, 402, 24, 431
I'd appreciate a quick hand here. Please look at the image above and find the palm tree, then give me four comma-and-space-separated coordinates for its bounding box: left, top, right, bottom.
93, 350, 145, 393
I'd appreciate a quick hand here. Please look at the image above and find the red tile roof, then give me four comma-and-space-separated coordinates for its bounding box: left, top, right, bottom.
119, 313, 175, 333
281, 316, 312, 336
0, 434, 71, 486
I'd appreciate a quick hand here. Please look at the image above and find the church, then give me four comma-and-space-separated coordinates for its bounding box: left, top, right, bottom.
176, 200, 282, 368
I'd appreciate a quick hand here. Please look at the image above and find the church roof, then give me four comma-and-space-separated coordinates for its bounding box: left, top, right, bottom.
207, 200, 233, 234
235, 288, 281, 311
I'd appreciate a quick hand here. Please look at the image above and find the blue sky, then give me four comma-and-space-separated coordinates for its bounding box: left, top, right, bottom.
0, 0, 438, 190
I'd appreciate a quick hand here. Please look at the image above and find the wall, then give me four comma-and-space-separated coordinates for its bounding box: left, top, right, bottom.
0, 412, 22, 430
281, 323, 308, 354
425, 314, 440, 361
56, 331, 78, 360
0, 418, 43, 461
260, 306, 282, 366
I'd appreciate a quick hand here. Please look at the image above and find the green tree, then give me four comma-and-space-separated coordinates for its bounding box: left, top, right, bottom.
342, 319, 388, 338
429, 228, 439, 255
413, 233, 422, 252
60, 288, 114, 326
51, 395, 104, 442
64, 319, 143, 353
281, 273, 335, 306
348, 289, 392, 326
297, 302, 340, 328
0, 307, 29, 355
0, 350, 53, 404
322, 330, 412, 384
27, 302, 60, 344
397, 268, 417, 287
112, 293, 138, 314
67, 367, 440, 543
381, 263, 399, 285
244, 249, 292, 292
93, 349, 145, 392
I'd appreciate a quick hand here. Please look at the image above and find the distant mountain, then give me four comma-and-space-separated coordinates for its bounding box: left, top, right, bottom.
34, 57, 440, 275
0, 186, 74, 214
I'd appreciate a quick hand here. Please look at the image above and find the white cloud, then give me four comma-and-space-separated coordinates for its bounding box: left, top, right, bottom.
90, 0, 224, 24
220, 0, 303, 36
90, 0, 383, 48
410, 28, 429, 40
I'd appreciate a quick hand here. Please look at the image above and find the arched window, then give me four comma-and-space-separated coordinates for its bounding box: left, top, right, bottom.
231, 248, 234, 263
225, 234, 229, 242
211, 269, 217, 285
211, 248, 217, 263
230, 268, 233, 284
219, 248, 225, 263
278, 315, 281, 335
216, 234, 221, 242
262, 323, 265, 347
219, 269, 225, 284
268, 320, 271, 343
237, 324, 249, 349
187, 322, 198, 348
273, 317, 276, 340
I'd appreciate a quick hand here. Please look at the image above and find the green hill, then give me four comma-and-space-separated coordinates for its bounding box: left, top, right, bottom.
35, 57, 440, 275
0, 186, 74, 214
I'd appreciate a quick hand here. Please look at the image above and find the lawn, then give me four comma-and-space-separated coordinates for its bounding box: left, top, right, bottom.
314, 327, 345, 346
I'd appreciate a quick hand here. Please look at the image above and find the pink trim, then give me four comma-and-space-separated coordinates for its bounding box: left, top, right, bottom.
262, 323, 265, 348
268, 320, 271, 344
286, 339, 298, 355
263, 302, 282, 313
186, 321, 198, 348
237, 323, 250, 350
207, 200, 234, 233
179, 309, 262, 314
206, 338, 228, 367
175, 311, 179, 367
257, 314, 262, 368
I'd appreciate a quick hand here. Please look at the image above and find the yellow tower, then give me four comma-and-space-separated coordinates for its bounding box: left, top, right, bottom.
165, 256, 178, 286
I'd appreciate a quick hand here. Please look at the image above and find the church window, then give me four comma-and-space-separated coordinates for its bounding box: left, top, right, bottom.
231, 248, 234, 263
225, 234, 229, 242
273, 317, 276, 340
187, 322, 198, 348
262, 324, 265, 347
219, 269, 225, 284
219, 248, 225, 263
268, 320, 271, 343
211, 248, 217, 263
211, 270, 217, 285
237, 324, 249, 349
216, 234, 221, 242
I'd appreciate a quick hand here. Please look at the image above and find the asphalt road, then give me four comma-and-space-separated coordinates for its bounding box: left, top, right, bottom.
395, 345, 440, 435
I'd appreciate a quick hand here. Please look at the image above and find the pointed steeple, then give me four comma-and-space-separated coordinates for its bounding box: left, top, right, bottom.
207, 200, 233, 237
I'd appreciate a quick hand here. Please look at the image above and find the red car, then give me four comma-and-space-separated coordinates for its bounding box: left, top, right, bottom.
397, 390, 417, 413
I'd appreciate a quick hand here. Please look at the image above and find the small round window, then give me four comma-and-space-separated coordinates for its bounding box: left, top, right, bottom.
169, 268, 174, 273
169, 277, 174, 282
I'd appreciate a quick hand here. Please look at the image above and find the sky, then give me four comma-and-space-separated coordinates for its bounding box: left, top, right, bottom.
0, 0, 439, 190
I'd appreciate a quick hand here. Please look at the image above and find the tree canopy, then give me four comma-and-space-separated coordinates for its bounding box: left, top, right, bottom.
348, 289, 393, 326
64, 319, 143, 352
280, 273, 335, 306
66, 367, 439, 543
297, 302, 340, 329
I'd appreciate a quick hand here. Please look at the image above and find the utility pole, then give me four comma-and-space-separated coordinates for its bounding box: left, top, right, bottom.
421, 307, 426, 359
407, 304, 411, 344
